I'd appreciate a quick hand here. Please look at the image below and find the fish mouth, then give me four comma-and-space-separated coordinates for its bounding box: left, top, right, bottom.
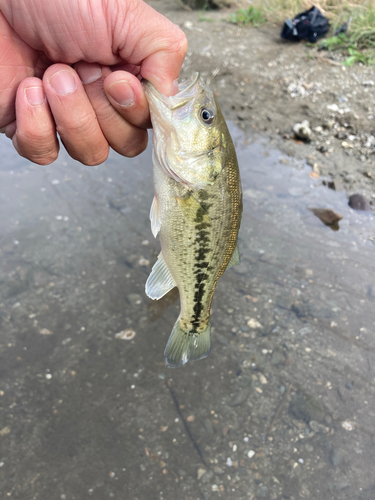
143, 72, 203, 110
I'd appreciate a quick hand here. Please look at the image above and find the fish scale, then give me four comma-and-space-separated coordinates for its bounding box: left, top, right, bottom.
143, 73, 242, 368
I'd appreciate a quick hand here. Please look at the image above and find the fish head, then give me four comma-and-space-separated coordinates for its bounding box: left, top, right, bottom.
144, 73, 224, 190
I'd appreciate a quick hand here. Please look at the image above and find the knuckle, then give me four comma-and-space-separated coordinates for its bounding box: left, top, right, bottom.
57, 111, 95, 136
32, 151, 59, 165
122, 134, 148, 158
15, 131, 59, 164
76, 145, 109, 166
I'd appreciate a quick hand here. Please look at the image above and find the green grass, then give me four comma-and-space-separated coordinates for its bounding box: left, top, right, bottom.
229, 5, 266, 26
333, 2, 375, 49
252, 0, 375, 64
315, 3, 375, 65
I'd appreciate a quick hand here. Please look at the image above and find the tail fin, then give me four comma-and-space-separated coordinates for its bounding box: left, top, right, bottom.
164, 318, 211, 368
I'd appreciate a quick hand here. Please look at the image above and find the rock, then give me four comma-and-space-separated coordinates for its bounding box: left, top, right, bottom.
329, 447, 342, 467
115, 329, 136, 340
201, 470, 214, 483
247, 318, 262, 329
289, 394, 326, 423
324, 119, 335, 130
336, 131, 347, 140
327, 104, 339, 112
288, 83, 306, 97
255, 486, 269, 498
202, 419, 214, 434
271, 347, 286, 366
127, 293, 143, 305
293, 120, 313, 141
213, 466, 224, 475
228, 386, 252, 407
197, 468, 207, 480
348, 194, 371, 211
308, 207, 343, 226
333, 481, 350, 491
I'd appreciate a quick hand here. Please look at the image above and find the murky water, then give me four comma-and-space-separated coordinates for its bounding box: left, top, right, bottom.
0, 125, 374, 500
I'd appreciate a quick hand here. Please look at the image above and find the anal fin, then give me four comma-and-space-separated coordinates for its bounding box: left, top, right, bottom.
146, 253, 176, 300
227, 241, 240, 269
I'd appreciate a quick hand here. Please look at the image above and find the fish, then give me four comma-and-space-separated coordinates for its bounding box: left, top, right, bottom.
143, 72, 242, 368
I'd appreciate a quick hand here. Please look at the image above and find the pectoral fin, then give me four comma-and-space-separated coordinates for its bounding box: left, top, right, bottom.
146, 253, 176, 300
150, 196, 161, 238
227, 241, 240, 269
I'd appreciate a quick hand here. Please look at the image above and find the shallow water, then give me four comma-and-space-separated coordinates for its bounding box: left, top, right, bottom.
0, 125, 374, 500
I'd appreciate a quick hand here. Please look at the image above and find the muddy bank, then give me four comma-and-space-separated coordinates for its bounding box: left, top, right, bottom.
151, 0, 374, 203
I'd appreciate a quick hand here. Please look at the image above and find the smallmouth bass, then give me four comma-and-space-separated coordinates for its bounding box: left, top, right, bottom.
143, 73, 242, 368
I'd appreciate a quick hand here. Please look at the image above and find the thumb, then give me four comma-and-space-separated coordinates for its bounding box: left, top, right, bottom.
114, 0, 187, 96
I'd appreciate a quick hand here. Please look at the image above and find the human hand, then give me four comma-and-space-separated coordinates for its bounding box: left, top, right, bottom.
0, 0, 187, 165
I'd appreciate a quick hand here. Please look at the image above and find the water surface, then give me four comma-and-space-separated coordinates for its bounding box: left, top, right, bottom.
0, 126, 374, 500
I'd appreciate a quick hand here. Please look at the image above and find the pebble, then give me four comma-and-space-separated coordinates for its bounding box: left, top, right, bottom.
201, 470, 214, 483
341, 420, 354, 431
138, 258, 149, 266
247, 318, 262, 329
127, 293, 143, 305
228, 387, 252, 407
197, 468, 206, 480
329, 447, 342, 467
115, 329, 136, 340
255, 485, 268, 498
308, 207, 343, 225
293, 120, 313, 141
288, 83, 306, 97
248, 450, 255, 458
39, 328, 53, 335
327, 104, 339, 112
348, 194, 372, 211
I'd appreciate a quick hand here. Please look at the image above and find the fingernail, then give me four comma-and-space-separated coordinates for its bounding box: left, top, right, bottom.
108, 81, 135, 107
49, 70, 77, 95
76, 63, 102, 84
25, 86, 45, 105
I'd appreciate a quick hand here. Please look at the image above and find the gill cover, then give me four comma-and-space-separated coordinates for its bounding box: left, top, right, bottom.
143, 73, 223, 190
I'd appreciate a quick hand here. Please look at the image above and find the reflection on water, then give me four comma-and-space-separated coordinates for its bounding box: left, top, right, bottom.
0, 126, 374, 500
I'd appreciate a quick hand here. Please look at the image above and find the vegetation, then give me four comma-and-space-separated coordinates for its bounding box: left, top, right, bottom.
228, 0, 375, 64
229, 5, 266, 26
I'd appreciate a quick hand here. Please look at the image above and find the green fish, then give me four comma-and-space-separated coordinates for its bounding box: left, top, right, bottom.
143, 73, 242, 368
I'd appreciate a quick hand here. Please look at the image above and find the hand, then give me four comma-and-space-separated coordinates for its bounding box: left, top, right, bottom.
0, 0, 187, 165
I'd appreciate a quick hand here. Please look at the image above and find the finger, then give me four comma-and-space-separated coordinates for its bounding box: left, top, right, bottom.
11, 77, 59, 165
103, 70, 151, 129
112, 1, 188, 96
75, 62, 149, 157
0, 120, 17, 139
43, 64, 109, 166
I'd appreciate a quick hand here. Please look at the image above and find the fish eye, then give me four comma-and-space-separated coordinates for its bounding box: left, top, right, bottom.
200, 107, 215, 125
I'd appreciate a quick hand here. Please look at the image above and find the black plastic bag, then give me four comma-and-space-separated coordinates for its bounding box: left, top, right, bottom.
281, 6, 329, 43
